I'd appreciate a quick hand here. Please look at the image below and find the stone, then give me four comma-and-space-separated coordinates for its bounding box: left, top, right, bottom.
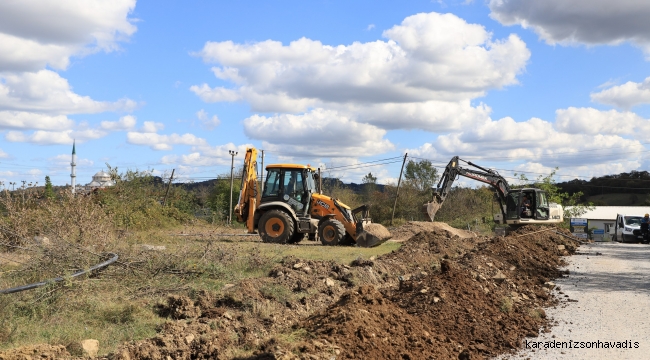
141, 244, 166, 251
509, 266, 516, 271
557, 245, 566, 251
324, 278, 336, 287
33, 236, 51, 246
492, 271, 507, 283
223, 284, 235, 290
223, 312, 233, 320
185, 334, 195, 344
301, 266, 312, 273
293, 262, 305, 269
80, 339, 99, 358
419, 288, 428, 294
544, 281, 556, 289
433, 297, 441, 303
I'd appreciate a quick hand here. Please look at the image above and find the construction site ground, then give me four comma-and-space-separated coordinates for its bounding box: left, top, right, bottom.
0, 221, 593, 359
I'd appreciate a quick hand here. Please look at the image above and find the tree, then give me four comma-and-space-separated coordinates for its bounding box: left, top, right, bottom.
361, 172, 378, 202
44, 176, 54, 199
404, 159, 438, 192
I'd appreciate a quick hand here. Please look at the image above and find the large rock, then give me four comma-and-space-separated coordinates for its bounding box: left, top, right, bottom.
80, 339, 99, 358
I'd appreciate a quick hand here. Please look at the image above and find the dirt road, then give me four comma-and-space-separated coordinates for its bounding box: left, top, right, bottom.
500, 242, 650, 360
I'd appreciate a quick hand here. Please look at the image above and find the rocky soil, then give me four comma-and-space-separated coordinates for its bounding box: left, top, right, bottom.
1, 223, 579, 360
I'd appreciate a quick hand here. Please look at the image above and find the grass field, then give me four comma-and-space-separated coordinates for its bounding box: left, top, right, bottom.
0, 224, 401, 354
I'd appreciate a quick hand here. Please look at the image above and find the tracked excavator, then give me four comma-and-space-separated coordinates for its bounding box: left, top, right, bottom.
234, 147, 390, 247
423, 156, 564, 227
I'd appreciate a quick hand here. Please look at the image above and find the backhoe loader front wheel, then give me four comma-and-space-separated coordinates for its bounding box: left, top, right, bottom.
259, 210, 295, 244
319, 219, 345, 246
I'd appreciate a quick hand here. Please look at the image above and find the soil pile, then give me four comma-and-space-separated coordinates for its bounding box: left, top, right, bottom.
0, 344, 69, 360
390, 221, 475, 242
299, 226, 577, 359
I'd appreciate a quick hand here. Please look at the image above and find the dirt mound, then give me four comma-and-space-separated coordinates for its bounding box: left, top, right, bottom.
111, 225, 579, 359
390, 221, 475, 242
297, 226, 578, 359
0, 344, 69, 360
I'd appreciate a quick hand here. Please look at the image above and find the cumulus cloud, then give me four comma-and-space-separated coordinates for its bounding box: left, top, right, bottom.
140, 121, 165, 133
126, 132, 208, 151
0, 111, 73, 130
0, 70, 137, 115
489, 0, 650, 55
243, 108, 394, 157
196, 109, 221, 130
100, 115, 136, 131
409, 116, 645, 168
49, 154, 93, 167
0, 1, 138, 142
0, 0, 137, 72
197, 13, 528, 106
591, 77, 650, 108
161, 143, 251, 167
190, 12, 530, 159
554, 107, 650, 136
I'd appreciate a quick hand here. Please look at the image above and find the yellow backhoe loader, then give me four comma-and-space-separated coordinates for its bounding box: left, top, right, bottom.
234, 148, 390, 247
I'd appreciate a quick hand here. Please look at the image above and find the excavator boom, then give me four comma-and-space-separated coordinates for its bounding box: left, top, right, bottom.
234, 148, 259, 233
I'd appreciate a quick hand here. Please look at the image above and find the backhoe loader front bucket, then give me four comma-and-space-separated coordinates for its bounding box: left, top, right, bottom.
355, 223, 391, 247
422, 194, 443, 222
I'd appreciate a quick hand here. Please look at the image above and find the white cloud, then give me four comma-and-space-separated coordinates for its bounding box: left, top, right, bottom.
196, 109, 221, 130
191, 13, 530, 113
140, 121, 165, 133
161, 143, 251, 166
5, 129, 106, 145
489, 0, 650, 56
0, 111, 73, 130
591, 77, 650, 108
0, 0, 137, 72
126, 132, 208, 151
243, 108, 394, 157
50, 154, 93, 167
189, 84, 241, 103
409, 116, 645, 168
100, 115, 136, 131
366, 24, 375, 31
0, 149, 8, 159
554, 107, 650, 136
0, 70, 137, 115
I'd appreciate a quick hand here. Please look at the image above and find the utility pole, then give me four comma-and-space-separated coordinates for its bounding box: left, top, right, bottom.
260, 150, 265, 194
390, 153, 408, 226
228, 150, 238, 225
163, 169, 175, 206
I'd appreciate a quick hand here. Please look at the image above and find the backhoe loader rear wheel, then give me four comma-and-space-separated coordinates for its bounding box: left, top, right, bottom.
318, 219, 345, 246
259, 210, 295, 244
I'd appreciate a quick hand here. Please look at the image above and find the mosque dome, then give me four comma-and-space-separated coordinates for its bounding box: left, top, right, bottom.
88, 170, 116, 188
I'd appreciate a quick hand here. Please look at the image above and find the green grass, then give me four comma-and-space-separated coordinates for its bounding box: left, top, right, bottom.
0, 225, 401, 355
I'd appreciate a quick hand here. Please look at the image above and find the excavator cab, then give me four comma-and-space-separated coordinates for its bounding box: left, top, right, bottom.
504, 189, 552, 222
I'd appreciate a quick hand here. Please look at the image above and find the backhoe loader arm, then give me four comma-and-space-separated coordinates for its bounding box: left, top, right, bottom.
423, 156, 510, 221
234, 147, 259, 233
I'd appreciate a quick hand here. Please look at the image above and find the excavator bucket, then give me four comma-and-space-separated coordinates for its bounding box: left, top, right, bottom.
356, 223, 392, 247
422, 197, 443, 222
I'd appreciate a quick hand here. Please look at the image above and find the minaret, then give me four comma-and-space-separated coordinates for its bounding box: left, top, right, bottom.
71, 140, 76, 194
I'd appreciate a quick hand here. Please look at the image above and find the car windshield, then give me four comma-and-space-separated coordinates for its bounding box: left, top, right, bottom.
625, 216, 643, 226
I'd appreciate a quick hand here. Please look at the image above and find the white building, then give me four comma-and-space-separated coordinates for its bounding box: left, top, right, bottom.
87, 170, 116, 189
567, 206, 650, 241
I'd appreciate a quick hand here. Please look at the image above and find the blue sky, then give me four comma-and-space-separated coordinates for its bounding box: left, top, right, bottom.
3, 0, 650, 189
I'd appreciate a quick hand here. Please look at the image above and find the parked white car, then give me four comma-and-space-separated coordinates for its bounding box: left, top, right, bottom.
614, 214, 645, 243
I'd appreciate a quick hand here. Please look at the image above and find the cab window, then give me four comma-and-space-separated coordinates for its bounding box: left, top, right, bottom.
536, 192, 549, 208
283, 170, 304, 201
263, 169, 281, 197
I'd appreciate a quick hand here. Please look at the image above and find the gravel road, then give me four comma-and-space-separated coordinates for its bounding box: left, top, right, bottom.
498, 242, 650, 360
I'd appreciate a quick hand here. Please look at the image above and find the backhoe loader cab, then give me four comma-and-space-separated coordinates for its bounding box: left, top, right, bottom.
235, 151, 390, 247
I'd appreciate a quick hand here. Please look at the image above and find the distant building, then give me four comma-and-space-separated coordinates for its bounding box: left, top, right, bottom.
566, 206, 650, 241
70, 142, 116, 193
87, 170, 116, 189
